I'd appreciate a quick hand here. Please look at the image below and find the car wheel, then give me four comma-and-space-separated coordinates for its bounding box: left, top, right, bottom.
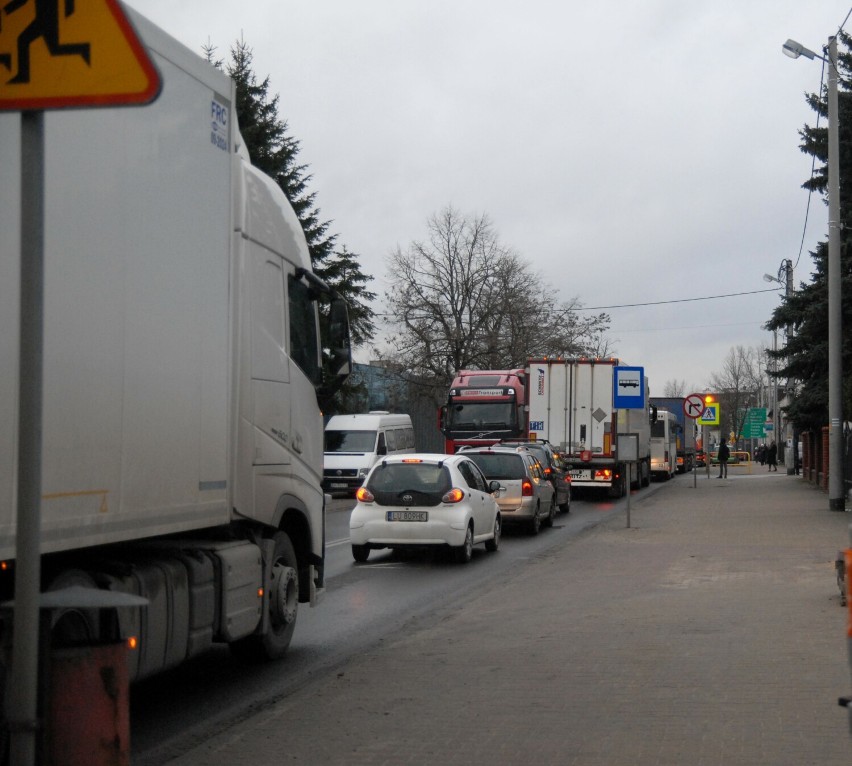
528, 506, 541, 535
559, 489, 571, 513
352, 544, 370, 563
454, 524, 474, 563
544, 499, 556, 528
485, 515, 501, 552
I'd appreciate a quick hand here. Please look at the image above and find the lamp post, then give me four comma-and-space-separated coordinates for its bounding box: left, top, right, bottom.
783, 37, 844, 510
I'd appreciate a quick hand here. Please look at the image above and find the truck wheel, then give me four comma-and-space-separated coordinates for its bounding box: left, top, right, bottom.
231, 531, 298, 661
609, 472, 626, 499
46, 569, 101, 645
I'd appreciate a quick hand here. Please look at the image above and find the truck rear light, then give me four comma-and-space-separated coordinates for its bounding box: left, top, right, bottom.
355, 486, 374, 503
594, 469, 613, 481
521, 479, 534, 496
442, 488, 465, 504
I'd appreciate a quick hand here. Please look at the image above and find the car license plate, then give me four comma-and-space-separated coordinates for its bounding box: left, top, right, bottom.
569, 469, 591, 480
386, 511, 428, 522
330, 483, 348, 489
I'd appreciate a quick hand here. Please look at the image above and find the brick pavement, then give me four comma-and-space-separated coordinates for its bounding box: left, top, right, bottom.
169, 473, 852, 766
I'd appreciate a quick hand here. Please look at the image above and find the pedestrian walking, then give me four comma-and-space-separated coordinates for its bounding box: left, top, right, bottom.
717, 441, 730, 478
767, 441, 778, 471
757, 444, 766, 465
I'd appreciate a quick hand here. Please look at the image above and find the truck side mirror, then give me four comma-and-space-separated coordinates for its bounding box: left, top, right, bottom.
328, 297, 352, 379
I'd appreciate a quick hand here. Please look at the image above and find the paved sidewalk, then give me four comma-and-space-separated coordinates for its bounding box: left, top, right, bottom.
171, 474, 852, 766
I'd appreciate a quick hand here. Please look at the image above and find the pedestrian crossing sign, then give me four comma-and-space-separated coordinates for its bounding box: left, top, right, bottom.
697, 403, 720, 426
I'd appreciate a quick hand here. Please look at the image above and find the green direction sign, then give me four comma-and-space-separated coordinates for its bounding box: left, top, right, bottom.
742, 407, 767, 439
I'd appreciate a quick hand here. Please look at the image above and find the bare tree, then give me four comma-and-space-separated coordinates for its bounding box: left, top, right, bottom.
708, 345, 763, 443
663, 379, 688, 397
380, 206, 611, 386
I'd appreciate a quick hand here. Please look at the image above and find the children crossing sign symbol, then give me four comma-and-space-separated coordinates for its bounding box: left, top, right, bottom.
0, 0, 160, 110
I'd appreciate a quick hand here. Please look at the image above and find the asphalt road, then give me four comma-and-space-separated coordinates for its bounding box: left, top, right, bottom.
131, 483, 667, 765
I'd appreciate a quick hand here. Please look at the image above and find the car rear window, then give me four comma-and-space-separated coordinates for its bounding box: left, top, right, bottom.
466, 453, 525, 480
366, 462, 451, 506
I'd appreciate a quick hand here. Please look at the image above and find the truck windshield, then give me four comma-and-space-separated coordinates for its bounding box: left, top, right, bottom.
447, 402, 515, 431
325, 430, 377, 453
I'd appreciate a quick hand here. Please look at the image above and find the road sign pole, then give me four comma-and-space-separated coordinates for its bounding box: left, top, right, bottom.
9, 110, 45, 766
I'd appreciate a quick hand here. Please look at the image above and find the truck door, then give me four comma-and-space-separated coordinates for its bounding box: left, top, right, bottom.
248, 246, 291, 466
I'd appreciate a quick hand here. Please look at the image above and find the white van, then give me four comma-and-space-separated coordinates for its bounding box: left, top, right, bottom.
323, 412, 415, 494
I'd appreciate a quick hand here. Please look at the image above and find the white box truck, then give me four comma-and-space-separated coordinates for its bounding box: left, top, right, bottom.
525, 358, 651, 497
0, 8, 350, 682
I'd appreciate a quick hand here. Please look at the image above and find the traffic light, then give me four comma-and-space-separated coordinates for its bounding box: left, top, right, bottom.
704, 393, 715, 404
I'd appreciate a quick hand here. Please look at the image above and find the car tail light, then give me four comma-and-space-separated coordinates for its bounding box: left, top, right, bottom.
521, 478, 534, 497
355, 486, 374, 503
543, 467, 552, 477
442, 487, 465, 504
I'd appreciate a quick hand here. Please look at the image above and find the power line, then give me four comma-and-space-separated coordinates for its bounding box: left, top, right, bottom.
574, 287, 780, 312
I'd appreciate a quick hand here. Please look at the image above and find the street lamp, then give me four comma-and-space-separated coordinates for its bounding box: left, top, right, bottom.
783, 37, 844, 510
763, 258, 793, 296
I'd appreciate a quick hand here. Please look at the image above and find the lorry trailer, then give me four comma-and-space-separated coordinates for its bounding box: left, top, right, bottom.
0, 6, 351, 684
525, 358, 652, 497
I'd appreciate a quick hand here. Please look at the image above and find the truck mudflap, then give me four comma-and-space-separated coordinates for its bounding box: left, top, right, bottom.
309, 564, 325, 606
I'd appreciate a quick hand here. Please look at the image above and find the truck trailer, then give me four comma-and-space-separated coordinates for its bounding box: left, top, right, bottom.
525, 358, 652, 497
649, 397, 697, 473
0, 5, 351, 687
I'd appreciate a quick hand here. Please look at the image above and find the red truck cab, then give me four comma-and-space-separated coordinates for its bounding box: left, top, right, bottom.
440, 370, 527, 453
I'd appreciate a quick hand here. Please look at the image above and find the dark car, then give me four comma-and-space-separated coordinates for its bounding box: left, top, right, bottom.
497, 440, 571, 512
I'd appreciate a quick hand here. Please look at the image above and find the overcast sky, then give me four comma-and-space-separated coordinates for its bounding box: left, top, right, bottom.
130, 0, 848, 396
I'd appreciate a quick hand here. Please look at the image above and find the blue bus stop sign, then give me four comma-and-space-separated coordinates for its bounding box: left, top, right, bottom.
613, 366, 645, 409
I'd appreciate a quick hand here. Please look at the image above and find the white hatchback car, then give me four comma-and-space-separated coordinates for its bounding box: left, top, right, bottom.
349, 453, 501, 564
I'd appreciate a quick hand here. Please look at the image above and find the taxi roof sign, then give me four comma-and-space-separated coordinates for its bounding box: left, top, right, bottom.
0, 0, 161, 111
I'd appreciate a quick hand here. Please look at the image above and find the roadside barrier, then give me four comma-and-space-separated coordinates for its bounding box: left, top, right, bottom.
709, 451, 754, 474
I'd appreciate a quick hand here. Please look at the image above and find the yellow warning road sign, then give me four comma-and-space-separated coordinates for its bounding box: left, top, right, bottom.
0, 0, 160, 110
697, 403, 720, 426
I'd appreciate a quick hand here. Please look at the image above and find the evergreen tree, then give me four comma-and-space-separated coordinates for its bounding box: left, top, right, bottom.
204, 39, 376, 355
767, 32, 852, 432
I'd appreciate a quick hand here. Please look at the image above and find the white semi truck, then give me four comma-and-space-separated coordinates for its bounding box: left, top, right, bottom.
0, 6, 350, 685
525, 358, 652, 497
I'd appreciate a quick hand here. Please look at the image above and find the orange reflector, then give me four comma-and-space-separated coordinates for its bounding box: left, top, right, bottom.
127, 636, 138, 651
258, 588, 264, 598
0, 561, 7, 571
